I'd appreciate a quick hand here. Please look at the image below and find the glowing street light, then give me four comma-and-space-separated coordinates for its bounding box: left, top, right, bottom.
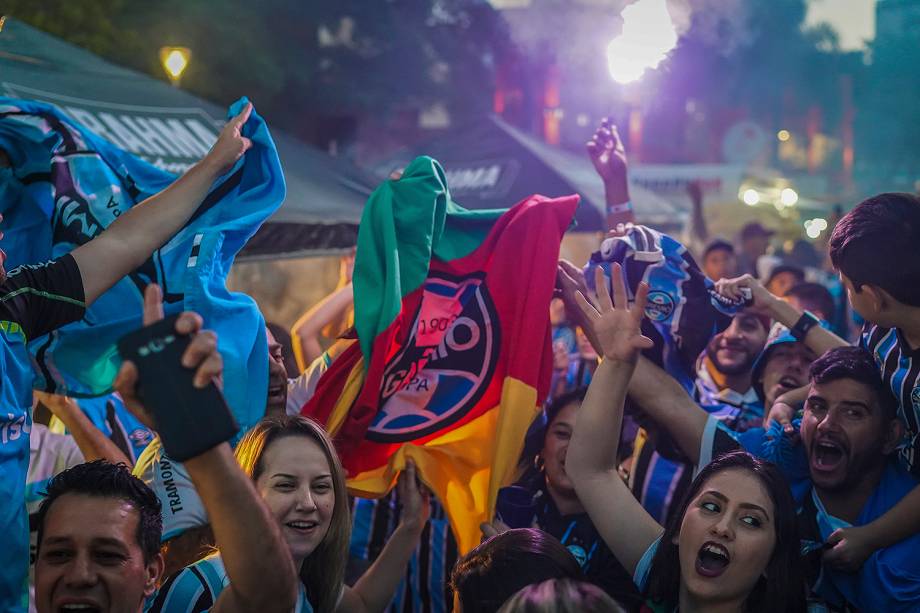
780, 187, 799, 207
159, 47, 191, 87
742, 189, 760, 206
777, 129, 791, 142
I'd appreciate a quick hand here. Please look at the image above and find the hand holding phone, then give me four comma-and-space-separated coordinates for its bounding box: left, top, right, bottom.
116, 310, 238, 462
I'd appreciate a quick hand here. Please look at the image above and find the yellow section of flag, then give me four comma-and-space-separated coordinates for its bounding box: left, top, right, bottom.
346, 376, 540, 554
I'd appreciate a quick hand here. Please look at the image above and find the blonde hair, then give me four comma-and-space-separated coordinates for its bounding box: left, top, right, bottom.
235, 415, 350, 612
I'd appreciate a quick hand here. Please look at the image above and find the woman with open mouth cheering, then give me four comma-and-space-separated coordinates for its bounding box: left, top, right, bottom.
566, 263, 807, 613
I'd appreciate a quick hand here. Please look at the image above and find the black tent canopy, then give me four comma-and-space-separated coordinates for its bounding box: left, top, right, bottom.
0, 18, 376, 259
374, 114, 683, 232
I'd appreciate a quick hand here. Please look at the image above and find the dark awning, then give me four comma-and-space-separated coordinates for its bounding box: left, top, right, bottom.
373, 114, 682, 232
0, 17, 376, 259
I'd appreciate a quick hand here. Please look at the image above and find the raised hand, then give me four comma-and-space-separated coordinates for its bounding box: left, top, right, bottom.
586, 118, 628, 187
714, 273, 775, 314
766, 400, 798, 438
396, 459, 431, 535
32, 391, 79, 419
556, 260, 605, 358
114, 283, 223, 432
204, 102, 254, 175
556, 260, 589, 315
574, 263, 653, 363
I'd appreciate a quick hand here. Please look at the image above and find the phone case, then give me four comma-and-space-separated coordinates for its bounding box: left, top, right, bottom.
117, 315, 239, 462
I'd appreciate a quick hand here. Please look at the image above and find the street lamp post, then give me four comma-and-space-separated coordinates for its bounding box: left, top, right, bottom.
159, 47, 191, 88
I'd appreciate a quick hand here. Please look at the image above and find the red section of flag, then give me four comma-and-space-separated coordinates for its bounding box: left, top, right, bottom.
305, 194, 578, 479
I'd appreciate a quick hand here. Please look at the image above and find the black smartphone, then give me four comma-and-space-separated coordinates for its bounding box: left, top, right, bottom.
117, 314, 238, 462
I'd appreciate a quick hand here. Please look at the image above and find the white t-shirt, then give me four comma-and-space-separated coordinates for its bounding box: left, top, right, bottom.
285, 353, 330, 415
133, 438, 207, 542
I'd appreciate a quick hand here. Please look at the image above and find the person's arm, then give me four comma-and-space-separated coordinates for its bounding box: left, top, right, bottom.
560, 259, 715, 462
116, 285, 298, 613
627, 357, 710, 464
765, 385, 810, 434
184, 445, 297, 613
823, 484, 920, 573
34, 392, 131, 466
71, 104, 253, 306
566, 264, 663, 575
337, 461, 430, 613
686, 180, 708, 246
587, 118, 634, 231
557, 260, 603, 354
715, 274, 849, 356
291, 283, 354, 371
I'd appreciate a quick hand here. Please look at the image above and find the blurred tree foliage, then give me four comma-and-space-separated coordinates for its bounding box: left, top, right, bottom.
858, 1, 920, 192
639, 0, 865, 164
6, 0, 511, 145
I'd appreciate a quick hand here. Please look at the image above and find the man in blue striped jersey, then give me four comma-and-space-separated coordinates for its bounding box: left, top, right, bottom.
717, 193, 920, 575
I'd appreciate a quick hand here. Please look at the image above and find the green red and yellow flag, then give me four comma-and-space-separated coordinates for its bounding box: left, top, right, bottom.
302, 156, 577, 553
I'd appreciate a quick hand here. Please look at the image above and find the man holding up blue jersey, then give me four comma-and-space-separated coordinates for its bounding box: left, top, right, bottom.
0, 103, 253, 612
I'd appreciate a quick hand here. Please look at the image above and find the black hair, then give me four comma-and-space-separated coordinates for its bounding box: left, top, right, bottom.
703, 239, 735, 259
543, 388, 587, 435
266, 321, 299, 379
645, 451, 806, 613
766, 264, 805, 288
36, 460, 163, 564
451, 528, 583, 613
785, 282, 835, 321
829, 193, 920, 306
809, 346, 898, 421
517, 388, 588, 479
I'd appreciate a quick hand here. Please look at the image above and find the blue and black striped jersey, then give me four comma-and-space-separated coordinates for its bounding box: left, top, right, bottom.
147, 554, 313, 613
861, 322, 920, 476
348, 493, 457, 613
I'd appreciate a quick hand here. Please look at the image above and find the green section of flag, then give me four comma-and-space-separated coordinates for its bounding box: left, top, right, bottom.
353, 156, 504, 363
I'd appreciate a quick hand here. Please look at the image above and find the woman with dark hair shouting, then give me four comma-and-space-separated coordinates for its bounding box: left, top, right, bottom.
566, 264, 806, 613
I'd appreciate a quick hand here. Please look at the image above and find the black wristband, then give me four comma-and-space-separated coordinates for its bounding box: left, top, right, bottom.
790, 311, 820, 341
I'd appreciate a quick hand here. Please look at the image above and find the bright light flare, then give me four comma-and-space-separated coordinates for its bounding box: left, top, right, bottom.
777, 129, 790, 142
606, 0, 678, 84
742, 189, 760, 206
780, 188, 799, 206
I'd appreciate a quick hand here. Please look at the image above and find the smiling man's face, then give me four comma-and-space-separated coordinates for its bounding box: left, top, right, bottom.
35, 494, 162, 613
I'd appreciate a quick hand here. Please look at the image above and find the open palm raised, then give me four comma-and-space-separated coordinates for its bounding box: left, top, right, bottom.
574, 263, 653, 363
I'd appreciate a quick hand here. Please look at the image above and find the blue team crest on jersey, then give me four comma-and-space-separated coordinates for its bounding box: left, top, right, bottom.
583, 224, 747, 394
567, 544, 588, 567
368, 272, 500, 443
129, 427, 153, 448
644, 290, 676, 322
